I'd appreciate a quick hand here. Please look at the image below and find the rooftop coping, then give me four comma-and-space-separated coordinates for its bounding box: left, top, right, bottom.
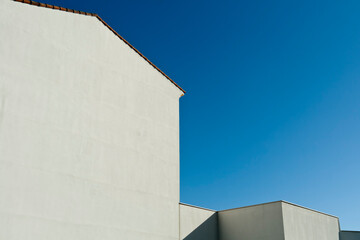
218, 200, 339, 219
179, 202, 217, 212
13, 0, 185, 94
181, 200, 339, 219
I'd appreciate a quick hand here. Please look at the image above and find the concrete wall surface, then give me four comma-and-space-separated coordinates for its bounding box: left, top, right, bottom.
179, 204, 218, 240
340, 231, 360, 240
0, 1, 183, 240
218, 201, 285, 240
282, 202, 340, 240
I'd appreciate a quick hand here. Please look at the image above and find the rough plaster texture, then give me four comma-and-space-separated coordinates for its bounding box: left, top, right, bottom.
218, 201, 285, 240
179, 204, 218, 240
340, 231, 360, 240
0, 1, 182, 239
282, 202, 340, 240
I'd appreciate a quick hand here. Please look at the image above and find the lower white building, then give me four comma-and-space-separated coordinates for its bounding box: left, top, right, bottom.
181, 201, 344, 240
0, 0, 358, 239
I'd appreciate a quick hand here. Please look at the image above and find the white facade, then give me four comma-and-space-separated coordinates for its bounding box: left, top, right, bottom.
180, 204, 218, 240
218, 201, 285, 240
0, 1, 358, 240
182, 201, 345, 240
0, 1, 182, 239
282, 202, 340, 240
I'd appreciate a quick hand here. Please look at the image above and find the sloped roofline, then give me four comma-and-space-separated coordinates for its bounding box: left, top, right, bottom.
180, 200, 338, 219
218, 200, 339, 219
13, 0, 185, 94
179, 202, 216, 212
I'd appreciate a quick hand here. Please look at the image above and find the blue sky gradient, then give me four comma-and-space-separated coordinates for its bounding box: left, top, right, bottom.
41, 0, 360, 229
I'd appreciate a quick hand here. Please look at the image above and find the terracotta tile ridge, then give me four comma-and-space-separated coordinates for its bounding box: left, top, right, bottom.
13, 0, 97, 16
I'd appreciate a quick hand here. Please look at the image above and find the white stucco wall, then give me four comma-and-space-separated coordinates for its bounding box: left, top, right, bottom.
179, 203, 218, 240
0, 1, 183, 240
282, 202, 340, 240
218, 201, 285, 240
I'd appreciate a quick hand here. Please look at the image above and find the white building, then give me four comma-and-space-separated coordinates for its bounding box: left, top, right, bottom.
0, 0, 358, 239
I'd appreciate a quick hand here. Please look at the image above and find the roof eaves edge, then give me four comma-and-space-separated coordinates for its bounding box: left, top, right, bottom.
179, 203, 217, 212
13, 0, 185, 94
95, 15, 185, 94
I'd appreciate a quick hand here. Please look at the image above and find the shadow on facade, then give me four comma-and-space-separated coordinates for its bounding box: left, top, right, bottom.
340, 231, 360, 240
184, 213, 218, 240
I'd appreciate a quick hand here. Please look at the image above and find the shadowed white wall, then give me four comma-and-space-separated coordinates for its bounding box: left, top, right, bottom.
340, 231, 360, 240
218, 201, 285, 240
179, 204, 218, 240
0, 1, 183, 239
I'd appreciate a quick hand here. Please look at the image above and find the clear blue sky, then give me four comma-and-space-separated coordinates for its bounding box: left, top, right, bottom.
43, 0, 360, 230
